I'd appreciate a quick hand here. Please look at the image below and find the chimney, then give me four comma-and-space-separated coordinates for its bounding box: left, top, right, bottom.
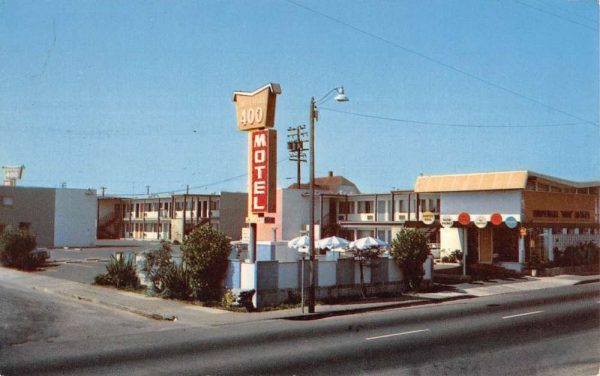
328, 171, 333, 177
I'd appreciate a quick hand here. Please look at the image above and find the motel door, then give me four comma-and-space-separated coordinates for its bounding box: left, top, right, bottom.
479, 228, 493, 263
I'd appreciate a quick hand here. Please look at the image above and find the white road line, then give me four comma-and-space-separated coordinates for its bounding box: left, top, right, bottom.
502, 310, 543, 319
366, 329, 430, 341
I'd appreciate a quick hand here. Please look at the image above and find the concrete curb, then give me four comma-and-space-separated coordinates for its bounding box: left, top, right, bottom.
30, 285, 179, 322
283, 295, 476, 321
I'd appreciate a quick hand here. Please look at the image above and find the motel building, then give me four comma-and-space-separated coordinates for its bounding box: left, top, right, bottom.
255, 170, 599, 272
98, 192, 247, 243
414, 171, 600, 271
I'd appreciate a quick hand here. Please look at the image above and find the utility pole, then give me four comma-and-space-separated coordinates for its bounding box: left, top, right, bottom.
146, 185, 150, 196
186, 184, 189, 195
287, 125, 308, 186
100, 186, 107, 197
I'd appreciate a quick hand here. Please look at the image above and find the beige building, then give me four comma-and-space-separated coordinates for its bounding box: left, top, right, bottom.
98, 192, 247, 242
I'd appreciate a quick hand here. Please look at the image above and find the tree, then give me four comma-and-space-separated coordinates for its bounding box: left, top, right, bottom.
181, 225, 231, 301
353, 247, 382, 298
391, 228, 430, 291
0, 228, 44, 270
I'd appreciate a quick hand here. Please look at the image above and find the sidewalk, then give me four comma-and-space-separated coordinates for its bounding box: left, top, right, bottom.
1, 266, 597, 325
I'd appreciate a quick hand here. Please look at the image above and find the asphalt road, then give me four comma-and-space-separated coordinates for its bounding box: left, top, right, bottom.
1, 283, 598, 375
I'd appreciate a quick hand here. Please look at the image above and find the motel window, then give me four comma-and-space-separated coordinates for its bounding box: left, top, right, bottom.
420, 199, 427, 212
428, 199, 436, 212
211, 200, 219, 210
348, 201, 355, 214
358, 201, 372, 214
397, 200, 405, 212
538, 183, 549, 192
377, 200, 386, 214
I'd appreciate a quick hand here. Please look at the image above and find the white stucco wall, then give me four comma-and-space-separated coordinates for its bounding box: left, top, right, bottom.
278, 262, 298, 289
441, 190, 522, 222
53, 189, 97, 247
318, 261, 337, 287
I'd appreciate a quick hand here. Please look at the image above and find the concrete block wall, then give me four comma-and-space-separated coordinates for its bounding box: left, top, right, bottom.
239, 257, 405, 309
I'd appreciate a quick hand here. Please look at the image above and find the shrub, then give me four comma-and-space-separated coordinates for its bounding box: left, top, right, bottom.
0, 229, 44, 270
161, 263, 193, 300
95, 254, 140, 289
142, 240, 173, 292
181, 225, 231, 301
391, 228, 430, 291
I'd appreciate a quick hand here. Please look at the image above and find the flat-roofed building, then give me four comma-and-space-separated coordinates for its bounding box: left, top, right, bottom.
414, 170, 599, 270
98, 192, 247, 243
0, 186, 97, 247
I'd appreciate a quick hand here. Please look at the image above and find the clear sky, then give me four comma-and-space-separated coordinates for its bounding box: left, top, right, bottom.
1, 0, 598, 195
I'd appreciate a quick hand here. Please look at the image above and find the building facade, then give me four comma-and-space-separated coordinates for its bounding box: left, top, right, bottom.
98, 192, 247, 242
0, 186, 97, 247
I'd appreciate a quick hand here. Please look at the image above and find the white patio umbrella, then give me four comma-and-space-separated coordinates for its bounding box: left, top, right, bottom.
350, 236, 388, 250
287, 235, 310, 249
316, 236, 349, 250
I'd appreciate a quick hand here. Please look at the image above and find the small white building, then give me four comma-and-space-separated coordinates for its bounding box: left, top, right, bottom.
0, 186, 97, 247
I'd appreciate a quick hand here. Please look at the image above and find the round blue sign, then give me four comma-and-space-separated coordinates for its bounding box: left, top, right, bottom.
504, 216, 518, 229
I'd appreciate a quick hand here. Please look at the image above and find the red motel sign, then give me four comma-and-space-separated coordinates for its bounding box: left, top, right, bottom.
250, 129, 276, 213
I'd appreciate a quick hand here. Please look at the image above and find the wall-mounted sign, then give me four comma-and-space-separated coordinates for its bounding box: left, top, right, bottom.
422, 211, 435, 225
458, 212, 471, 226
474, 215, 487, 228
440, 215, 453, 228
519, 227, 527, 237
233, 83, 281, 131
490, 212, 503, 226
250, 129, 277, 214
505, 216, 518, 229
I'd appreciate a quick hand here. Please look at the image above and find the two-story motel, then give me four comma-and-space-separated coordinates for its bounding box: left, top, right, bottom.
98, 192, 246, 243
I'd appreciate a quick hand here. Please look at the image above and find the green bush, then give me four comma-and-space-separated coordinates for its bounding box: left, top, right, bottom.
142, 240, 173, 292
391, 228, 430, 291
95, 254, 140, 289
0, 229, 44, 270
161, 263, 193, 300
182, 225, 231, 301
555, 242, 599, 267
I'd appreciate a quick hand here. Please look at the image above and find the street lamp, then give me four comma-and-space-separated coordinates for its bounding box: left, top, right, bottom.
308, 86, 349, 313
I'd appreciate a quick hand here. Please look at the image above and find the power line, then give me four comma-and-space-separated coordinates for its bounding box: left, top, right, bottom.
320, 107, 598, 129
285, 0, 599, 128
513, 0, 597, 31
529, 0, 598, 24
115, 157, 290, 197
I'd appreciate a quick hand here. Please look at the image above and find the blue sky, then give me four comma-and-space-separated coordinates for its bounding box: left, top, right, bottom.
1, 0, 598, 195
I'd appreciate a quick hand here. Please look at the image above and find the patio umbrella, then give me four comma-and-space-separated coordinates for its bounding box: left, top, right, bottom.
351, 236, 388, 250
287, 235, 310, 249
316, 236, 349, 250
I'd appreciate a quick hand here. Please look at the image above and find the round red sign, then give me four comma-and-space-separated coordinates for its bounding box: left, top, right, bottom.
458, 212, 471, 225
490, 212, 503, 226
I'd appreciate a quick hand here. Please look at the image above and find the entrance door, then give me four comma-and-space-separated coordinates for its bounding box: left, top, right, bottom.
479, 228, 493, 263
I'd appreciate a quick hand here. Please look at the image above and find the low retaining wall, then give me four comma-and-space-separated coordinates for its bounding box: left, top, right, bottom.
257, 281, 405, 308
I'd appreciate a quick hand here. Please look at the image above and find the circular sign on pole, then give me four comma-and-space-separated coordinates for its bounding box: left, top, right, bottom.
440, 215, 453, 228
422, 211, 435, 225
490, 212, 503, 226
505, 216, 518, 229
458, 212, 471, 226
474, 215, 487, 228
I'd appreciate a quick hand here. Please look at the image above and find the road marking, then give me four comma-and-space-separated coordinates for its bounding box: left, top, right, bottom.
366, 329, 430, 341
502, 310, 543, 319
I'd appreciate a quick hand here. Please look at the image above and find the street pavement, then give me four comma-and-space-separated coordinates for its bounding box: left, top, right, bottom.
1, 280, 598, 375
